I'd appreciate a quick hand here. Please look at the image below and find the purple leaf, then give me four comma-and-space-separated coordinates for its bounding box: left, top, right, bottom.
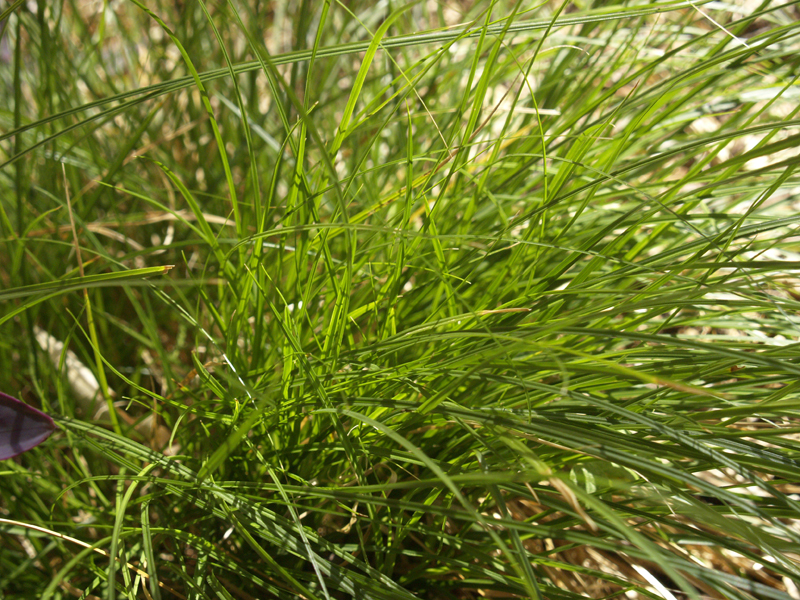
0, 391, 55, 460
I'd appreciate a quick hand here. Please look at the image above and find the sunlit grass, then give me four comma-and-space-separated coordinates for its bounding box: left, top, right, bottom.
2, 1, 800, 598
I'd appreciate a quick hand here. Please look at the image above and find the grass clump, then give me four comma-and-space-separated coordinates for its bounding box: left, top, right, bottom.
2, 1, 800, 598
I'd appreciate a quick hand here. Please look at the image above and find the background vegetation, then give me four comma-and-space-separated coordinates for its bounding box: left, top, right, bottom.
2, 0, 800, 598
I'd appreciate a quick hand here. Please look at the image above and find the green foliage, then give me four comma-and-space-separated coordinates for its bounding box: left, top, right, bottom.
2, 1, 800, 598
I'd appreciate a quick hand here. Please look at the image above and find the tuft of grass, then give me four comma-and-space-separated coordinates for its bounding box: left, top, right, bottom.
2, 1, 800, 598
